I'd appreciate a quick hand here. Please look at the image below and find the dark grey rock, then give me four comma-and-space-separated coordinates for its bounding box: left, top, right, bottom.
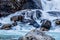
1, 24, 12, 30
41, 19, 51, 31
54, 19, 60, 25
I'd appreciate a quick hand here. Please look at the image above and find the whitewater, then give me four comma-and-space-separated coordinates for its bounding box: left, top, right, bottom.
0, 0, 60, 40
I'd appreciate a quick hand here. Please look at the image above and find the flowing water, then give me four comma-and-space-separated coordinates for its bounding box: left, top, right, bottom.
0, 0, 60, 40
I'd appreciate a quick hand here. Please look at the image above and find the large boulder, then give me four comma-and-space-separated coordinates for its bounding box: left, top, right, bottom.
0, 12, 10, 17
0, 0, 41, 13
1, 24, 12, 30
0, 0, 27, 13
18, 30, 55, 40
40, 19, 51, 31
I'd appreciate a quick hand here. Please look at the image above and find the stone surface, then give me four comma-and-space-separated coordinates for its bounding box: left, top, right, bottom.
11, 16, 18, 22
40, 19, 51, 31
1, 24, 12, 30
0, 0, 42, 13
55, 19, 60, 25
18, 15, 24, 22
18, 29, 55, 40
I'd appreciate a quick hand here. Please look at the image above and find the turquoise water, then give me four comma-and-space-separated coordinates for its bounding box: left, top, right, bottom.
46, 32, 60, 40
0, 30, 29, 40
0, 30, 60, 40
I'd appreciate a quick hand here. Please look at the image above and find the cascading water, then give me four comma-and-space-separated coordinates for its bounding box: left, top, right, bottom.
0, 0, 60, 40
41, 0, 60, 11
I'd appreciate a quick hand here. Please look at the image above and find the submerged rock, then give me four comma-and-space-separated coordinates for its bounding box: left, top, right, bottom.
29, 19, 40, 28
0, 0, 26, 13
40, 19, 51, 31
1, 24, 12, 30
11, 15, 24, 22
19, 30, 55, 40
36, 10, 42, 19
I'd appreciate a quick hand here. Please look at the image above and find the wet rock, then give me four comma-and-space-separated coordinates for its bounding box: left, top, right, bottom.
21, 12, 25, 16
0, 0, 26, 12
0, 0, 41, 13
1, 24, 12, 30
29, 19, 40, 28
41, 19, 51, 31
18, 15, 24, 22
36, 10, 42, 19
22, 1, 40, 9
19, 30, 55, 40
0, 12, 10, 17
11, 16, 18, 22
12, 22, 17, 26
55, 19, 60, 25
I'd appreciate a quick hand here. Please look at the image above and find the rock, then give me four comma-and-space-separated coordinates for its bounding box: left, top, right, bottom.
55, 19, 60, 25
19, 30, 55, 40
12, 22, 17, 26
0, 0, 26, 13
11, 15, 24, 22
1, 24, 12, 30
29, 19, 40, 28
0, 12, 10, 17
18, 15, 24, 22
11, 16, 18, 22
0, 0, 41, 13
22, 1, 40, 9
41, 19, 51, 31
36, 10, 42, 19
